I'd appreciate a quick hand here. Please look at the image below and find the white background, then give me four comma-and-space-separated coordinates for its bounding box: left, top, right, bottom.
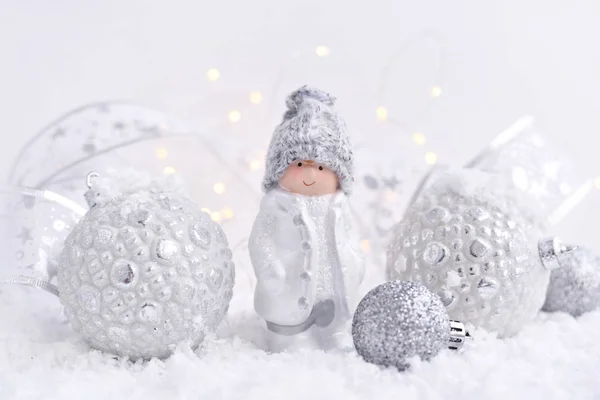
2, 0, 599, 167
1, 0, 600, 243
0, 0, 600, 247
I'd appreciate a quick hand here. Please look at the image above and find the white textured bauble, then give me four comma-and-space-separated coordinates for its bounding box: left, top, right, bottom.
57, 189, 235, 359
386, 173, 549, 337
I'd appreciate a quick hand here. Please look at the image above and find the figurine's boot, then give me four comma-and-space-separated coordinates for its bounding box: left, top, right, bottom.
328, 321, 354, 352
266, 329, 315, 353
311, 318, 353, 351
264, 299, 336, 352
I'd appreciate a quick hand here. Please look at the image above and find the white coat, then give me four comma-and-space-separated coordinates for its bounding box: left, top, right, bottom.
249, 188, 365, 327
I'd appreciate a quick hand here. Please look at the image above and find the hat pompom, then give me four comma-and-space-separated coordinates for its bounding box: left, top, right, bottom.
283, 86, 336, 120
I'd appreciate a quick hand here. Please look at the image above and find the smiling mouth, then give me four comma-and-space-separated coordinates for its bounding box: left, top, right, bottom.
303, 181, 315, 186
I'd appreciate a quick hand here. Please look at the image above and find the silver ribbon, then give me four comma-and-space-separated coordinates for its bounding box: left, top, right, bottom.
0, 275, 59, 296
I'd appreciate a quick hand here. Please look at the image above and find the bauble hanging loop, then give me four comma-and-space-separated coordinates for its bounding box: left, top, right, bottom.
84, 171, 101, 208
448, 320, 470, 350
538, 237, 576, 271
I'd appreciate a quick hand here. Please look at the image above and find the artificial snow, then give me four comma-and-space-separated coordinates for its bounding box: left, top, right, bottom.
1, 277, 600, 400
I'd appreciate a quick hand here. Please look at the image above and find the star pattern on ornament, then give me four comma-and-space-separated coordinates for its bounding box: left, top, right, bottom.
141, 125, 161, 137
22, 195, 36, 209
16, 228, 33, 244
363, 175, 379, 190
96, 104, 111, 113
82, 142, 97, 154
375, 226, 390, 237
23, 263, 39, 273
367, 200, 379, 210
382, 176, 401, 190
529, 182, 548, 198
51, 128, 66, 140
63, 181, 77, 191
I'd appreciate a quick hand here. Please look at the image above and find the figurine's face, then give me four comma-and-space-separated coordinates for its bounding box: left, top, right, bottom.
279, 160, 339, 196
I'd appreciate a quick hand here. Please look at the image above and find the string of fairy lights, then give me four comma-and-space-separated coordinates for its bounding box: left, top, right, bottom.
159, 149, 236, 223
150, 42, 445, 231
197, 45, 596, 262
131, 42, 442, 262
193, 42, 599, 222
9, 40, 594, 261
1, 40, 597, 292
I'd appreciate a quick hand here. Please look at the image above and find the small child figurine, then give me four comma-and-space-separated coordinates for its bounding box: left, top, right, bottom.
249, 86, 365, 352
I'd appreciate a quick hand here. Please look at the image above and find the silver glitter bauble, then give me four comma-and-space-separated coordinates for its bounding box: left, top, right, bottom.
387, 170, 550, 337
57, 189, 235, 359
543, 246, 600, 317
352, 280, 450, 371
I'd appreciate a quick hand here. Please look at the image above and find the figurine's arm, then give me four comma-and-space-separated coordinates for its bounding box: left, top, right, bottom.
249, 202, 287, 295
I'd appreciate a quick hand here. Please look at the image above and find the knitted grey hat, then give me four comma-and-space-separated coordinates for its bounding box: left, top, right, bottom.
262, 86, 355, 194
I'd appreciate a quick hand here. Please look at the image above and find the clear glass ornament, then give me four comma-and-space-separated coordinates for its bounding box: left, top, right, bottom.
465, 116, 593, 229
351, 120, 436, 277
375, 30, 445, 126
5, 102, 259, 301
348, 31, 446, 274
0, 186, 85, 285
8, 102, 259, 228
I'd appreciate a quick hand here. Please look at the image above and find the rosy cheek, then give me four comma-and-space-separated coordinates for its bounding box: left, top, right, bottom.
289, 167, 303, 178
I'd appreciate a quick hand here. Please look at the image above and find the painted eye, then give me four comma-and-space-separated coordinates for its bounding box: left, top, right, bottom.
318, 166, 323, 171
297, 162, 303, 167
